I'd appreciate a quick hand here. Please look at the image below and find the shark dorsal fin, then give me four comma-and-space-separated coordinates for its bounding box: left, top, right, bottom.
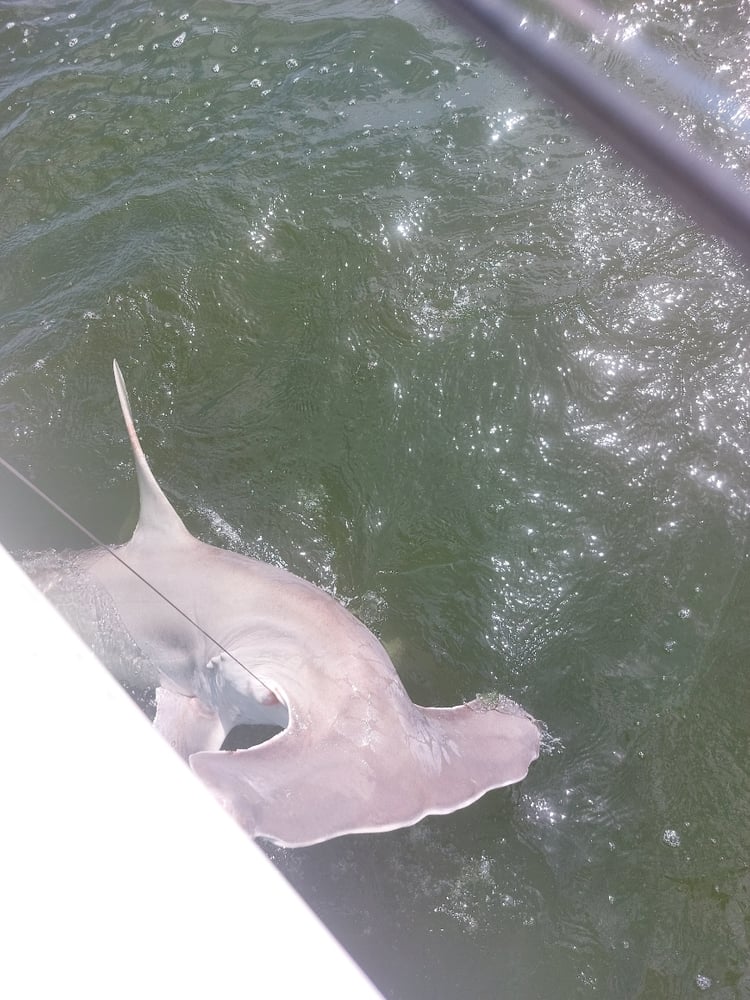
113, 360, 190, 542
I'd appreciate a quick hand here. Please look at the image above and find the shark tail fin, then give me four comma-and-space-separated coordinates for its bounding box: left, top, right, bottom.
113, 359, 190, 540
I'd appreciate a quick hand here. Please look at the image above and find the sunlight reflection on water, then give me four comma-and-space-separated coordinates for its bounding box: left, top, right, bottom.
2, 0, 750, 997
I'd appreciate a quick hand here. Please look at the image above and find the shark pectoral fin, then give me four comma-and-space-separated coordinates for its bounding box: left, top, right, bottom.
154, 686, 226, 760
189, 697, 541, 849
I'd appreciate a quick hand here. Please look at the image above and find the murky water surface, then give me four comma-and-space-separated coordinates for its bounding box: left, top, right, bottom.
2, 1, 749, 996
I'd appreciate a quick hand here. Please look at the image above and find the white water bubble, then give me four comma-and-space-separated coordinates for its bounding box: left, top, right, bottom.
695, 974, 712, 990
662, 828, 680, 847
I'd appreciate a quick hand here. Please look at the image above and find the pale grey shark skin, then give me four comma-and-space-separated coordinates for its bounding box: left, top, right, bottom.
73, 360, 541, 848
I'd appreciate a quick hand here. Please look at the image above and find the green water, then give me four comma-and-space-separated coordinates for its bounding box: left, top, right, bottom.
2, 1, 749, 996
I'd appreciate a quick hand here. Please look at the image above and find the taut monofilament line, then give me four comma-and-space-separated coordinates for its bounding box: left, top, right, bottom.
0, 453, 277, 699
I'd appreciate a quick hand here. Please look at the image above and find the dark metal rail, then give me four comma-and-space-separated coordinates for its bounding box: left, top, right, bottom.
432, 0, 750, 263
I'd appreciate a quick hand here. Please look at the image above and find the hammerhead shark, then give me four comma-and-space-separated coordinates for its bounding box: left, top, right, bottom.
68, 361, 540, 847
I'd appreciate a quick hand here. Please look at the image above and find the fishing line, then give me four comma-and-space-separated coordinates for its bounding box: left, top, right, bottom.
0, 454, 277, 700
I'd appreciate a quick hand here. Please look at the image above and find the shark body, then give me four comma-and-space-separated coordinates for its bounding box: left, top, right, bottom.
67, 361, 540, 847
